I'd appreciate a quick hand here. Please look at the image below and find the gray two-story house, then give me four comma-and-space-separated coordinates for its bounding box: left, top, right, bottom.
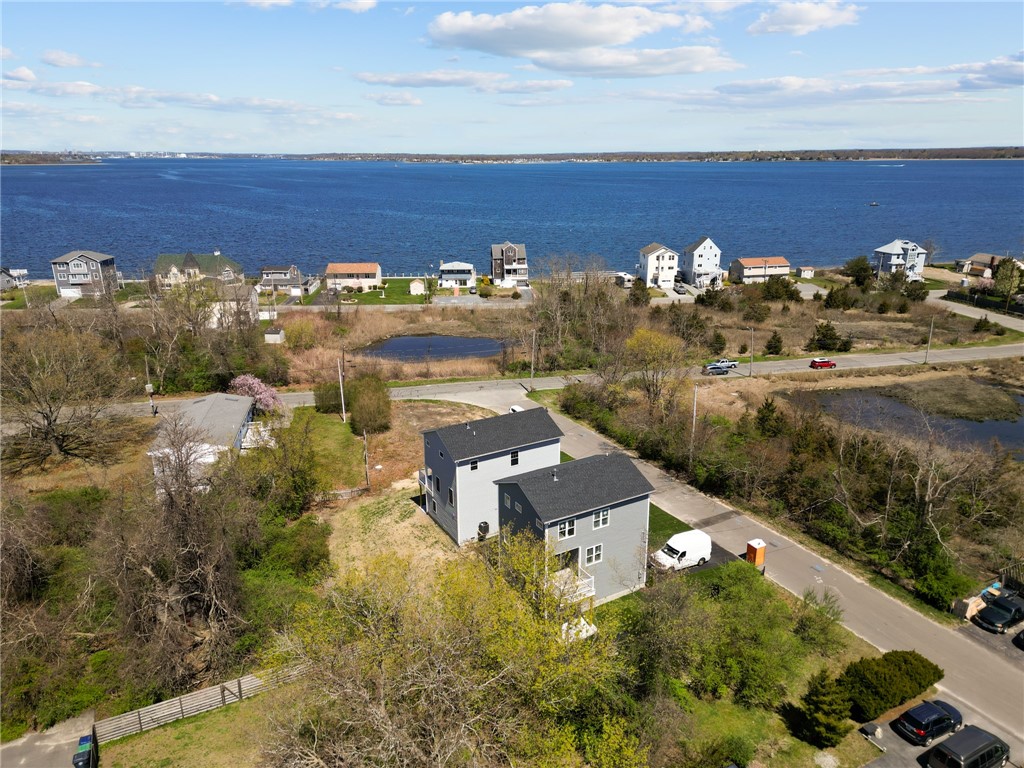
421, 408, 563, 545
51, 250, 118, 298
497, 453, 654, 604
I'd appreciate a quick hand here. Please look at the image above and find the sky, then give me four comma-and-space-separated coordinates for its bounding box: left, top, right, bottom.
1, 1, 1022, 154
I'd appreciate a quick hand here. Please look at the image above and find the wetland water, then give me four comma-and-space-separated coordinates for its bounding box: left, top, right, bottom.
817, 390, 1024, 458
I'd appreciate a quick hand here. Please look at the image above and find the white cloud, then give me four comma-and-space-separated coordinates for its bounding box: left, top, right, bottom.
748, 1, 862, 36
328, 0, 377, 12
246, 0, 292, 7
848, 53, 1024, 89
3, 66, 37, 82
364, 91, 423, 106
427, 3, 736, 78
41, 50, 101, 68
0, 47, 13, 60
429, 3, 687, 54
356, 69, 573, 93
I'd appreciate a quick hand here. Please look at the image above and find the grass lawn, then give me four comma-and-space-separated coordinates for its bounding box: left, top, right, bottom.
649, 503, 691, 550
560, 451, 574, 463
336, 277, 426, 305
299, 284, 323, 305
101, 686, 294, 768
0, 285, 58, 309
294, 407, 365, 489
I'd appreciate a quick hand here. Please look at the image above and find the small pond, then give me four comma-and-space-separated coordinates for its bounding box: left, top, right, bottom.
816, 390, 1024, 459
362, 335, 503, 361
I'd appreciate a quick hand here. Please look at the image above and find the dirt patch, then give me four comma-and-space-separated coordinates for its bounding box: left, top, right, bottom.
324, 399, 494, 575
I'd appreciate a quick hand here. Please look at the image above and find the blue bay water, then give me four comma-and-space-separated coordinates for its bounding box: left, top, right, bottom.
1, 158, 1021, 279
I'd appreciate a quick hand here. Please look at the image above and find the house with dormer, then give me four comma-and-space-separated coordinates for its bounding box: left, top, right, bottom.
259, 265, 320, 297
420, 408, 563, 545
680, 236, 723, 289
51, 250, 118, 298
639, 243, 678, 290
497, 453, 654, 604
154, 250, 243, 291
490, 242, 529, 287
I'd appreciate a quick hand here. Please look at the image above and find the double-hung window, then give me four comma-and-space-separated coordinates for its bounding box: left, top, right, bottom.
557, 519, 575, 539
510, 450, 519, 466
470, 460, 478, 471
585, 544, 603, 566
593, 508, 609, 529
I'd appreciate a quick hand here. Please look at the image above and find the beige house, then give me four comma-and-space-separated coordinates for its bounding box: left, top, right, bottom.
325, 262, 382, 292
798, 266, 815, 279
728, 257, 791, 284
210, 282, 258, 329
154, 251, 243, 290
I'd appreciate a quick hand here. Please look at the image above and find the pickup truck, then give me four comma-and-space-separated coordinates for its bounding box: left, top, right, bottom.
711, 359, 738, 369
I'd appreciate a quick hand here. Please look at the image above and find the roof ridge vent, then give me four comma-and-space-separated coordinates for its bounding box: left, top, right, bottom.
551, 468, 558, 481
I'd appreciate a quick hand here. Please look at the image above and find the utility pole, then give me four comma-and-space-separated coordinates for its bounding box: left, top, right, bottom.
924, 315, 935, 364
530, 329, 536, 384
747, 327, 754, 377
689, 384, 698, 468
338, 354, 347, 423
363, 429, 371, 490
145, 356, 155, 415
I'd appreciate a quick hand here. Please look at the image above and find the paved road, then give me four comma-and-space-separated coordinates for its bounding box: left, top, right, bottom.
0, 711, 94, 768
391, 381, 1024, 764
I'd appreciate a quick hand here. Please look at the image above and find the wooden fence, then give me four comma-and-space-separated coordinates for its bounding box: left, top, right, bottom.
1000, 561, 1024, 593
93, 665, 306, 744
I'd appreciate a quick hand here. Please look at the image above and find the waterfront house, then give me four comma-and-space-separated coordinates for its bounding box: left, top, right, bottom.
679, 236, 723, 289
259, 265, 320, 297
873, 239, 927, 281
639, 243, 679, 290
438, 261, 477, 289
497, 453, 654, 605
420, 408, 563, 546
1, 267, 17, 292
490, 242, 529, 287
728, 256, 791, 284
325, 262, 382, 292
209, 282, 259, 329
154, 250, 243, 290
51, 250, 118, 299
954, 253, 1005, 280
798, 266, 816, 279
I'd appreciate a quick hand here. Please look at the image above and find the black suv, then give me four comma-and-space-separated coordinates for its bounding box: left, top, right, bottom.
974, 593, 1024, 634
895, 700, 963, 746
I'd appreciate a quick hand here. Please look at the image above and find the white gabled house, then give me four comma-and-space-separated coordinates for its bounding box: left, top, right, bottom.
639, 243, 678, 290
680, 236, 723, 289
874, 239, 927, 281
420, 408, 563, 545
437, 261, 477, 288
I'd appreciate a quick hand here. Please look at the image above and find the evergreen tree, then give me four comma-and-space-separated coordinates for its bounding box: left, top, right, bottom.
708, 330, 727, 355
763, 330, 784, 356
801, 668, 852, 748
626, 279, 651, 307
841, 256, 875, 288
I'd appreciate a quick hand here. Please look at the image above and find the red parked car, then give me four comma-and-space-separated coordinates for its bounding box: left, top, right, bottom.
809, 357, 837, 369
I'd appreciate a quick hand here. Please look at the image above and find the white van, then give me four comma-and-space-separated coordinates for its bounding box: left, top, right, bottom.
650, 530, 712, 571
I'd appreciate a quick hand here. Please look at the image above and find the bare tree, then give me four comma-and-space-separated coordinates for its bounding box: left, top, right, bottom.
1, 323, 134, 472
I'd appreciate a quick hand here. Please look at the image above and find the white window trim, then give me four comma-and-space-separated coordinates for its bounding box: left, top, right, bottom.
514, 502, 522, 513
585, 544, 603, 566
504, 493, 511, 509
558, 519, 575, 540
593, 508, 609, 529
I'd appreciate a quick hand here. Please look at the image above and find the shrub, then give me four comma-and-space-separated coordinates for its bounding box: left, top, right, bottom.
897, 298, 910, 314
738, 343, 748, 355
823, 287, 857, 310
839, 650, 943, 722
805, 321, 844, 352
707, 331, 727, 355
511, 289, 522, 301
742, 301, 771, 323
972, 315, 994, 333
313, 381, 342, 414
903, 281, 929, 302
800, 669, 853, 747
346, 374, 392, 434
478, 284, 494, 298
877, 300, 891, 314
228, 374, 283, 414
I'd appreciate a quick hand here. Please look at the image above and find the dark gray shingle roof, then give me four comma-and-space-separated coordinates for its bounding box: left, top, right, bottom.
51, 250, 115, 265
498, 453, 654, 523
428, 408, 562, 462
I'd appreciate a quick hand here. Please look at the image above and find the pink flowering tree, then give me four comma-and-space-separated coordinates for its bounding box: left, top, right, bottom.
228, 374, 283, 414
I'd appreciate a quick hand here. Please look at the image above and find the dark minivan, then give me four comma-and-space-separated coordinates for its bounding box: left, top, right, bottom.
895, 699, 963, 746
927, 725, 1009, 768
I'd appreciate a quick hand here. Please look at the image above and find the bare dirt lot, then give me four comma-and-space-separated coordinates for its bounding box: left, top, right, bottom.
321, 399, 495, 574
